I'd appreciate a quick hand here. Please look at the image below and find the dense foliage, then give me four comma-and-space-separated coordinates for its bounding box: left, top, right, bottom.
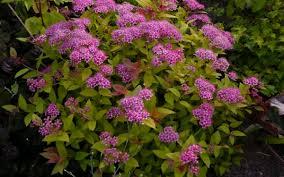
205, 0, 284, 96
1, 0, 265, 176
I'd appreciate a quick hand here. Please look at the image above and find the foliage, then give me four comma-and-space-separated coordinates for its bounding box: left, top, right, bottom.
2, 0, 261, 176
205, 0, 284, 96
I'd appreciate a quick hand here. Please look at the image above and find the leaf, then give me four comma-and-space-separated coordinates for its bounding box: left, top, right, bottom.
229, 135, 235, 145
42, 11, 65, 27
161, 161, 168, 174
169, 88, 181, 97
51, 160, 69, 175
218, 124, 230, 134
214, 146, 221, 158
153, 150, 168, 159
142, 118, 156, 129
80, 88, 97, 97
144, 71, 155, 87
2, 105, 17, 112
210, 131, 221, 145
200, 153, 210, 167
87, 120, 96, 131
24, 113, 33, 126
43, 131, 70, 143
75, 152, 89, 161
91, 142, 105, 152
25, 17, 43, 35
18, 95, 28, 111
126, 157, 139, 167
81, 68, 92, 81
157, 107, 175, 115
251, 0, 266, 12
231, 131, 246, 137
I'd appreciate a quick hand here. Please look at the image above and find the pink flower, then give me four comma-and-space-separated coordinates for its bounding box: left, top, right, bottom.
93, 0, 116, 14
160, 0, 178, 11
72, 0, 94, 12
194, 48, 217, 61
138, 89, 153, 101
103, 148, 129, 165
180, 144, 202, 165
99, 65, 113, 76
152, 43, 184, 65
217, 87, 244, 104
99, 131, 118, 147
212, 57, 230, 72
228, 71, 238, 81
107, 107, 122, 119
116, 12, 146, 27
194, 78, 216, 100
27, 78, 46, 92
243, 76, 259, 87
192, 103, 214, 128
86, 73, 111, 89
187, 14, 211, 26
158, 126, 179, 143
183, 0, 205, 10
39, 117, 62, 136
45, 103, 60, 118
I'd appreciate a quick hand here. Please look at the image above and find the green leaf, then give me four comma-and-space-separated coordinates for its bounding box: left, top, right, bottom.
43, 131, 70, 143
229, 135, 235, 145
153, 150, 168, 159
218, 124, 230, 134
15, 68, 29, 78
210, 131, 221, 145
42, 11, 65, 27
18, 95, 28, 111
157, 107, 175, 115
24, 113, 33, 126
87, 120, 96, 131
169, 88, 181, 97
251, 0, 266, 12
214, 146, 221, 158
9, 47, 17, 57
91, 142, 105, 152
142, 118, 156, 129
25, 17, 43, 35
80, 88, 97, 97
2, 105, 17, 112
126, 157, 139, 167
82, 68, 92, 81
75, 152, 89, 161
51, 160, 69, 175
200, 153, 210, 167
161, 161, 169, 174
231, 131, 246, 137
58, 86, 67, 103
198, 166, 208, 177
265, 136, 284, 144
99, 89, 112, 97
144, 71, 155, 87
56, 142, 67, 158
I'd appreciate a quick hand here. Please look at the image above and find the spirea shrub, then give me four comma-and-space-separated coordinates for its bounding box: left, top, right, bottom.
15, 0, 260, 176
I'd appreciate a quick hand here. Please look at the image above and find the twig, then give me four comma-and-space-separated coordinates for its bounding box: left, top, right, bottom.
7, 3, 34, 38
64, 169, 76, 177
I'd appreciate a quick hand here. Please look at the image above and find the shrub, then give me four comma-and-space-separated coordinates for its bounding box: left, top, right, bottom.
13, 0, 259, 176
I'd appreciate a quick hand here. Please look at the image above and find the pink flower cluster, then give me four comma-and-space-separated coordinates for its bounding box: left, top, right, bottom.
228, 71, 238, 81
192, 103, 214, 128
112, 20, 182, 43
26, 78, 46, 92
201, 24, 234, 50
99, 65, 113, 76
116, 4, 146, 27
183, 0, 205, 10
103, 148, 129, 165
93, 0, 116, 13
158, 126, 179, 143
99, 131, 118, 147
72, 0, 94, 12
138, 88, 153, 101
86, 73, 111, 89
212, 57, 230, 72
152, 43, 184, 66
194, 78, 216, 100
243, 76, 259, 87
45, 103, 60, 118
107, 107, 122, 119
187, 14, 211, 26
116, 63, 136, 83
116, 2, 135, 14
160, 0, 178, 11
38, 117, 62, 136
194, 48, 217, 61
180, 144, 202, 175
41, 19, 108, 65
120, 95, 150, 123
64, 97, 79, 113
217, 87, 244, 104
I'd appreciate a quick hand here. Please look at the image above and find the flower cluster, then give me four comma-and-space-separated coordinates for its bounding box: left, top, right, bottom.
120, 96, 150, 123
158, 126, 179, 143
116, 4, 146, 27
107, 107, 123, 119
201, 24, 234, 50
212, 57, 230, 72
192, 103, 214, 128
180, 144, 202, 175
187, 14, 211, 26
194, 48, 217, 61
99, 65, 113, 76
228, 71, 238, 81
138, 88, 153, 101
194, 78, 216, 100
243, 76, 259, 87
41, 19, 108, 65
103, 148, 129, 165
72, 0, 94, 12
183, 0, 204, 10
99, 131, 118, 147
45, 103, 60, 118
38, 117, 62, 136
217, 87, 244, 104
160, 0, 178, 11
86, 73, 111, 89
112, 20, 182, 43
93, 0, 116, 13
26, 78, 46, 92
116, 63, 136, 83
152, 43, 184, 66
64, 97, 79, 112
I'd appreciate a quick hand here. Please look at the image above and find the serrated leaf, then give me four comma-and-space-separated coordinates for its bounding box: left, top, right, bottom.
24, 113, 33, 126
87, 120, 96, 131
43, 131, 69, 143
18, 95, 28, 111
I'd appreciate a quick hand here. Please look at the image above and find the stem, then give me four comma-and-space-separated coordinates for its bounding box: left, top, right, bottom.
7, 4, 34, 38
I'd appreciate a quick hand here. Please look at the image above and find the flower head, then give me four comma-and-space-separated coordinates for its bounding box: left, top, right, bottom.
194, 48, 217, 61
107, 107, 122, 119
187, 14, 211, 26
217, 87, 244, 104
45, 103, 60, 118
212, 57, 230, 72
228, 71, 238, 81
27, 78, 46, 92
39, 117, 62, 136
159, 126, 179, 143
86, 73, 111, 89
99, 131, 118, 147
180, 144, 202, 165
93, 0, 116, 13
138, 88, 153, 101
192, 103, 214, 128
243, 76, 259, 87
103, 148, 129, 165
184, 0, 205, 10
